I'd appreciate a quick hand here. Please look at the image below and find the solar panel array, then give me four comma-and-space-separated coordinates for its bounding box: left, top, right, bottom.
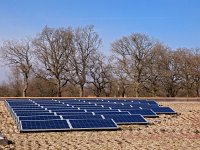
5, 98, 176, 132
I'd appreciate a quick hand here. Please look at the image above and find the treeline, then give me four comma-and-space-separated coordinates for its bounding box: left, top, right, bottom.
0, 25, 199, 97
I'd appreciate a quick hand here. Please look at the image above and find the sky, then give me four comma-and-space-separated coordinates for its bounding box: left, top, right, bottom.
0, 0, 200, 82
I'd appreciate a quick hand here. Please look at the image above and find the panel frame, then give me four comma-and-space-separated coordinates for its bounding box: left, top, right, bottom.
102, 114, 149, 125
150, 107, 177, 114
68, 119, 119, 131
19, 120, 71, 132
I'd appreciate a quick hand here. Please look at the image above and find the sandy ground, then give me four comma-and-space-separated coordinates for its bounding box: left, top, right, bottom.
0, 101, 200, 150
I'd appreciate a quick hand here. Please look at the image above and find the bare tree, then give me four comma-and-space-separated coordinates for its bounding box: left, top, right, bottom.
191, 48, 200, 96
69, 25, 102, 97
109, 54, 130, 97
28, 77, 57, 97
0, 82, 11, 97
111, 33, 154, 97
158, 50, 182, 97
8, 66, 23, 96
33, 26, 73, 97
142, 43, 168, 96
88, 53, 111, 97
173, 49, 195, 97
0, 39, 32, 97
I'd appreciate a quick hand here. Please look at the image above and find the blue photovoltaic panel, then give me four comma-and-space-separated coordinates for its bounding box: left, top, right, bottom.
103, 114, 148, 124
35, 100, 63, 102
10, 106, 40, 108
15, 112, 54, 116
18, 115, 61, 121
46, 107, 76, 110
127, 104, 158, 109
73, 105, 103, 107
94, 111, 130, 115
14, 110, 49, 113
20, 120, 70, 132
147, 100, 159, 105
151, 107, 177, 114
56, 112, 93, 116
102, 105, 131, 108
78, 107, 110, 109
33, 102, 59, 104
5, 99, 176, 132
8, 104, 36, 106
37, 104, 66, 107
62, 115, 103, 120
52, 109, 85, 113
85, 109, 116, 112
44, 106, 73, 108
64, 104, 97, 106
69, 119, 119, 130
12, 108, 45, 111
126, 109, 158, 117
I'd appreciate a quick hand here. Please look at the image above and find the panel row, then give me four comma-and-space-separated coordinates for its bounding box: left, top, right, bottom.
20, 119, 119, 132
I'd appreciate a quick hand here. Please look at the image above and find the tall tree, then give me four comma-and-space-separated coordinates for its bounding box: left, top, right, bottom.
158, 50, 182, 97
111, 33, 154, 97
191, 48, 200, 96
33, 26, 73, 97
142, 43, 162, 96
69, 25, 102, 97
88, 53, 111, 97
0, 39, 32, 97
174, 49, 195, 97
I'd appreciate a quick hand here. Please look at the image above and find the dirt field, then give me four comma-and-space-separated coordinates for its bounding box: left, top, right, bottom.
0, 101, 200, 150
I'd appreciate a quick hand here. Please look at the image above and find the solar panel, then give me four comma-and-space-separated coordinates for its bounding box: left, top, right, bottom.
15, 112, 54, 116
18, 115, 61, 121
44, 106, 72, 108
20, 120, 70, 132
94, 111, 130, 115
63, 103, 96, 106
14, 110, 49, 113
85, 109, 118, 112
56, 112, 93, 116
10, 106, 40, 108
12, 108, 45, 111
62, 115, 103, 120
5, 99, 176, 132
103, 114, 148, 124
46, 107, 76, 110
126, 109, 158, 117
8, 104, 36, 106
36, 104, 66, 106
123, 104, 158, 109
147, 100, 159, 105
151, 107, 177, 114
69, 119, 119, 130
52, 109, 85, 113
78, 107, 109, 109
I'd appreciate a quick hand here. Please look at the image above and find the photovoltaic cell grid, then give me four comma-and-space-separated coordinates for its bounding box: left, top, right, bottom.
69, 119, 118, 130
20, 120, 71, 132
5, 98, 176, 132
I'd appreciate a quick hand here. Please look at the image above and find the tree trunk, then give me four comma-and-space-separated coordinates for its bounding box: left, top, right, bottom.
57, 86, 62, 97
57, 80, 62, 97
79, 85, 84, 97
96, 89, 101, 97
135, 82, 139, 97
117, 86, 120, 97
22, 74, 28, 97
196, 86, 200, 97
122, 85, 126, 97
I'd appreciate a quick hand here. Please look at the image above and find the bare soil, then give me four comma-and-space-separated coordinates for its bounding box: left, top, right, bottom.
0, 101, 200, 150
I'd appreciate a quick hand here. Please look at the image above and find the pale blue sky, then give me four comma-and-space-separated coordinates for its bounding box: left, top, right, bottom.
0, 0, 200, 81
